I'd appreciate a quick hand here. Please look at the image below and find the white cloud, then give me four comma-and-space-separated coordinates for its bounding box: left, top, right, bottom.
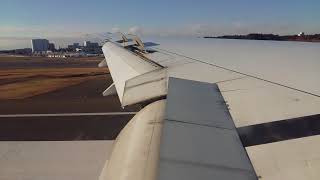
128, 26, 143, 35
111, 27, 120, 33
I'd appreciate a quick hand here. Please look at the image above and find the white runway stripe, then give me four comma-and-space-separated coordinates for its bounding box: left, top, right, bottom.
0, 112, 137, 118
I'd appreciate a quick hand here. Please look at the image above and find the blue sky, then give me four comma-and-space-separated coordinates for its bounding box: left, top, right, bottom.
0, 0, 319, 48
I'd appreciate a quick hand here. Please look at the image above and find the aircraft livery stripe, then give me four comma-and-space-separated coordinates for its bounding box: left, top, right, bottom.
238, 114, 320, 147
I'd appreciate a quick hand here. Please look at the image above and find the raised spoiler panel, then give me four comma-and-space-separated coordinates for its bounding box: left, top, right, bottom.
122, 68, 168, 106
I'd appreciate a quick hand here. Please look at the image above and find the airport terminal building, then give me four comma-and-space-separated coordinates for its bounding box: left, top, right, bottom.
31, 39, 49, 53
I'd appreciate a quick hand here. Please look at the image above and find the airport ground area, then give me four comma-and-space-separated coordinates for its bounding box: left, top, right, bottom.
0, 56, 136, 180
0, 56, 138, 139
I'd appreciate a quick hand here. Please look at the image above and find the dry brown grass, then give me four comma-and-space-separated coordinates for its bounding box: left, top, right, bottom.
0, 67, 109, 100
0, 77, 93, 99
0, 56, 104, 61
0, 68, 109, 80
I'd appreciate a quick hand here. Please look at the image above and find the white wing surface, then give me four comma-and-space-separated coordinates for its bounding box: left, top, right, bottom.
100, 35, 320, 180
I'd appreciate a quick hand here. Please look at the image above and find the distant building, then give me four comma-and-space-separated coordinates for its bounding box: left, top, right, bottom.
15, 48, 32, 55
31, 39, 49, 53
84, 41, 91, 47
90, 42, 99, 48
82, 40, 101, 54
73, 43, 80, 48
298, 32, 305, 37
84, 41, 99, 48
48, 43, 55, 52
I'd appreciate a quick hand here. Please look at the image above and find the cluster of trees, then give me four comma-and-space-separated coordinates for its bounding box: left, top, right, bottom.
204, 33, 320, 42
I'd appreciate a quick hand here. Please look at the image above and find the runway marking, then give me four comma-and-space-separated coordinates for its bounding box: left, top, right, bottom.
0, 112, 137, 118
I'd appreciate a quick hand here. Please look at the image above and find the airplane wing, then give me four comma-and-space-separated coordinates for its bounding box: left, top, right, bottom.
99, 34, 320, 180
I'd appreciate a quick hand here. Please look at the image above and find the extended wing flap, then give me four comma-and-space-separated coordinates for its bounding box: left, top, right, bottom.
122, 68, 168, 106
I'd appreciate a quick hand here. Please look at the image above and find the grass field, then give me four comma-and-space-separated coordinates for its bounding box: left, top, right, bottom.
0, 56, 104, 61
0, 67, 108, 80
0, 77, 92, 99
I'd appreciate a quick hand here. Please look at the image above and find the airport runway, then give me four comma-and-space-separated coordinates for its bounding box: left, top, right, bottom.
0, 112, 136, 117
0, 114, 134, 141
0, 56, 141, 142
0, 76, 138, 141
